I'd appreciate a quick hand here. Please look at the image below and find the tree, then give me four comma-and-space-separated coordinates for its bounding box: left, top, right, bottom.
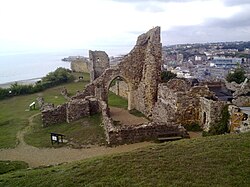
226, 67, 246, 84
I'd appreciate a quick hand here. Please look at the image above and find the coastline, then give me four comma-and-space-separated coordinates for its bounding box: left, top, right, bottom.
0, 78, 41, 89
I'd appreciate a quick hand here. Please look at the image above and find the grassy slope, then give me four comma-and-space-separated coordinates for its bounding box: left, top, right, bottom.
0, 161, 28, 175
0, 132, 249, 186
0, 73, 90, 149
24, 114, 105, 148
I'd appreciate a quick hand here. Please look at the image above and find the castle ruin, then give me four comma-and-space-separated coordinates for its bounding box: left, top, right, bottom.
40, 27, 250, 145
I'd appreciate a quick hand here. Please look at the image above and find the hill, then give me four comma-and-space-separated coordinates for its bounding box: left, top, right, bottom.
0, 132, 249, 186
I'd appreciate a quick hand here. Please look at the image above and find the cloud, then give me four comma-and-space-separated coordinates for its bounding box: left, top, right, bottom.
204, 4, 250, 28
163, 12, 250, 45
222, 0, 250, 6
111, 0, 195, 3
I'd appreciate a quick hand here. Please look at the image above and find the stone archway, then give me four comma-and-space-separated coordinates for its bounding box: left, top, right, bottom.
108, 75, 133, 110
72, 26, 162, 117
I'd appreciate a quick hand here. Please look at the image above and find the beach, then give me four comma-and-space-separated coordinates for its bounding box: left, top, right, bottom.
0, 78, 41, 88
0, 49, 86, 87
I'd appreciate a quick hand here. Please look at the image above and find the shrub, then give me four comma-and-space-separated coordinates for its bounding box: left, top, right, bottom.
226, 67, 246, 84
205, 105, 230, 136
161, 71, 177, 83
0, 68, 74, 100
184, 123, 202, 131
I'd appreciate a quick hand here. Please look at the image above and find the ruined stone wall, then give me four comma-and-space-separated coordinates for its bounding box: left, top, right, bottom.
200, 97, 226, 131
109, 80, 128, 99
66, 99, 90, 123
71, 59, 89, 73
72, 27, 162, 117
176, 86, 215, 126
232, 96, 250, 106
132, 27, 162, 116
107, 122, 189, 145
41, 97, 100, 126
152, 83, 178, 123
98, 94, 189, 145
89, 50, 110, 82
41, 104, 67, 127
152, 80, 215, 127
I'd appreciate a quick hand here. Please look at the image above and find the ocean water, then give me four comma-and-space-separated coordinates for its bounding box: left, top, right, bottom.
0, 49, 87, 84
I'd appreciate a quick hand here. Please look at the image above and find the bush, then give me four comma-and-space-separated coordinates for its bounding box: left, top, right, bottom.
0, 68, 74, 100
161, 71, 177, 83
184, 123, 202, 131
205, 105, 230, 136
226, 67, 246, 84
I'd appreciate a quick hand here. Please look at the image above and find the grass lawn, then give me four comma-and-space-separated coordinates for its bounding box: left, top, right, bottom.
0, 73, 90, 149
0, 132, 249, 186
108, 91, 128, 109
24, 114, 106, 148
0, 161, 28, 175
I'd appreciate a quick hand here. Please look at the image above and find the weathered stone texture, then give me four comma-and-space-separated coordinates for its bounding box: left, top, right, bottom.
232, 96, 250, 106
107, 122, 189, 145
152, 80, 215, 128
36, 97, 44, 108
42, 27, 191, 145
66, 99, 90, 123
109, 80, 128, 99
41, 104, 67, 127
225, 79, 250, 97
73, 27, 162, 117
71, 58, 89, 73
200, 97, 226, 131
89, 50, 110, 82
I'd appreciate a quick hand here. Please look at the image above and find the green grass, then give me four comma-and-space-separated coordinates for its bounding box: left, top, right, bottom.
108, 91, 128, 109
0, 73, 90, 149
0, 161, 29, 175
24, 114, 106, 148
0, 132, 249, 186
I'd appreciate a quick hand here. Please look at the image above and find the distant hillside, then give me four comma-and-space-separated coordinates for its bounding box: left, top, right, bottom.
0, 132, 249, 186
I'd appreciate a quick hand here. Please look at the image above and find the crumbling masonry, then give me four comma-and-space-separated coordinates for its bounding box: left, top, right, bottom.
41, 27, 190, 145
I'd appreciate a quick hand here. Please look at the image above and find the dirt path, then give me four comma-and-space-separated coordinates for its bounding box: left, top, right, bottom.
0, 109, 202, 168
110, 107, 149, 125
0, 113, 154, 168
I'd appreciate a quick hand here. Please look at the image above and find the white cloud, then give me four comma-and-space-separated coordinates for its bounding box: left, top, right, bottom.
0, 0, 246, 53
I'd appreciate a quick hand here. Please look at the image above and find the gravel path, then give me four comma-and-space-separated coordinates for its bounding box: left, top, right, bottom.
110, 107, 149, 125
0, 108, 200, 168
0, 112, 153, 168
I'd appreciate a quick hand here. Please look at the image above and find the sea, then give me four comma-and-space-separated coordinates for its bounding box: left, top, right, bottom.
0, 49, 88, 86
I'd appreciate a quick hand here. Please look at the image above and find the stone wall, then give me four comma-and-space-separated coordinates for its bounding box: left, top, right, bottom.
232, 96, 250, 106
89, 50, 110, 82
152, 80, 215, 128
200, 97, 227, 131
42, 27, 191, 145
71, 59, 89, 73
109, 80, 128, 99
66, 99, 90, 123
41, 104, 67, 127
98, 97, 189, 145
41, 97, 100, 126
72, 27, 162, 117
107, 122, 189, 145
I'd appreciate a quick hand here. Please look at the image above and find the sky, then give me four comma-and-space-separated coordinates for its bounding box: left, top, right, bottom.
0, 0, 249, 55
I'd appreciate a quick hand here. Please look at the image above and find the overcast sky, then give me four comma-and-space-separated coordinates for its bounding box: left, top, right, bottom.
0, 0, 249, 55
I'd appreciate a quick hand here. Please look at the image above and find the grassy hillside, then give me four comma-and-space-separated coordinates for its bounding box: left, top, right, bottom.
0, 132, 249, 186
0, 73, 90, 148
24, 113, 105, 148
